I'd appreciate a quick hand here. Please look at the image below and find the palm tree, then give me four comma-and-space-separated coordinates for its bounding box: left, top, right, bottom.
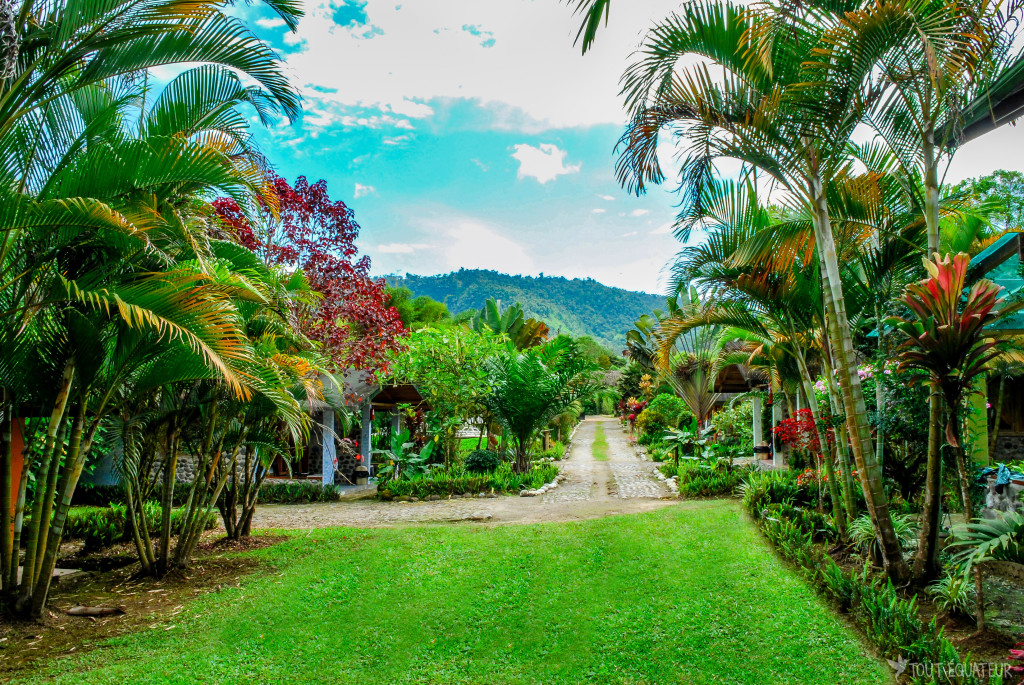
0, 0, 302, 616
611, 1, 909, 578
484, 338, 599, 472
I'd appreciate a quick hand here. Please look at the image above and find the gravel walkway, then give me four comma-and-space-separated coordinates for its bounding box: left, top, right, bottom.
250, 417, 674, 530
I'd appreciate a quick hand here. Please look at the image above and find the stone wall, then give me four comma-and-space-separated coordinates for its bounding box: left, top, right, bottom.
992, 433, 1024, 463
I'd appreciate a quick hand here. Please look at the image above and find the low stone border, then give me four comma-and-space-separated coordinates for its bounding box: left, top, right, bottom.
519, 472, 567, 497
653, 469, 679, 494
394, 491, 500, 502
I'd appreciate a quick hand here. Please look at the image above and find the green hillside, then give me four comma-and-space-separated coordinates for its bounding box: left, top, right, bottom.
387, 270, 665, 349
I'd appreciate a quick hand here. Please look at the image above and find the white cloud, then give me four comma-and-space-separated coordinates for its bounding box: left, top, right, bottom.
256, 17, 287, 28
592, 208, 606, 214
598, 194, 616, 201
511, 143, 580, 184
354, 183, 376, 198
649, 222, 674, 235
630, 209, 650, 217
441, 219, 535, 273
376, 242, 430, 254
622, 231, 638, 237
269, 0, 686, 132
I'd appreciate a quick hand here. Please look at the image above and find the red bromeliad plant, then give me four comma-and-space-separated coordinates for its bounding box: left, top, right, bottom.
214, 175, 406, 377
892, 253, 1007, 451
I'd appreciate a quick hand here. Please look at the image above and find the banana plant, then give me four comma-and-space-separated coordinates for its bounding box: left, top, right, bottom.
374, 430, 437, 482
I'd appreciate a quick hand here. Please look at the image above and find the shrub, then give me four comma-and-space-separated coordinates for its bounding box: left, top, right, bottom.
258, 481, 342, 504
848, 513, 919, 559
739, 469, 805, 514
711, 400, 755, 453
378, 461, 559, 499
62, 504, 216, 550
928, 572, 977, 619
635, 394, 690, 443
465, 449, 504, 473
538, 442, 566, 461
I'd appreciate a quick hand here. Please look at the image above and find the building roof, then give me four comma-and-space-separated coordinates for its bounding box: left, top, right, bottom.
971, 232, 1024, 333
952, 57, 1024, 145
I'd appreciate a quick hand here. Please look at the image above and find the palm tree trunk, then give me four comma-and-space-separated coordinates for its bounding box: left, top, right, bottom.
874, 303, 885, 469
809, 166, 909, 582
914, 129, 946, 585
988, 373, 1005, 452
30, 401, 97, 618
820, 350, 856, 523
914, 388, 945, 582
157, 419, 179, 576
0, 397, 13, 596
790, 338, 847, 538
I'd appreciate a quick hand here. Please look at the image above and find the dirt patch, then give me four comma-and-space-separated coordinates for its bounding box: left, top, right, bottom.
0, 532, 283, 677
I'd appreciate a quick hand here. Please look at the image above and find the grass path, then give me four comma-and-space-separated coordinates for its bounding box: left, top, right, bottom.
591, 422, 609, 461
23, 503, 890, 685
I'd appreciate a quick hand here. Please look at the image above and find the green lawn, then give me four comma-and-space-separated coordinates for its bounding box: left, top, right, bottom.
24, 503, 890, 685
592, 423, 609, 460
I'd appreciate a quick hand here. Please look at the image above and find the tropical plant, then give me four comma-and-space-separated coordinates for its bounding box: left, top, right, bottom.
374, 430, 438, 481
484, 338, 600, 472
928, 573, 977, 620
471, 298, 550, 350
0, 0, 315, 617
892, 253, 1015, 523
465, 449, 504, 473
387, 327, 501, 464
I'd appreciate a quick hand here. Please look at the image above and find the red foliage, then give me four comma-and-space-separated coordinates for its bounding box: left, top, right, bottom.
213, 175, 406, 376
773, 408, 830, 454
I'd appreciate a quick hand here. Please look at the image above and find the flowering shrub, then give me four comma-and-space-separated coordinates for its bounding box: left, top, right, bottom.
796, 468, 827, 488
773, 409, 823, 454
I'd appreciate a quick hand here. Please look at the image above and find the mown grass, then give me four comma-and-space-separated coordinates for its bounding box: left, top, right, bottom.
592, 423, 609, 461
22, 503, 890, 685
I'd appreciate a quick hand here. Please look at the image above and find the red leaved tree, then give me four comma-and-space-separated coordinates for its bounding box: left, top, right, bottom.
214, 174, 406, 376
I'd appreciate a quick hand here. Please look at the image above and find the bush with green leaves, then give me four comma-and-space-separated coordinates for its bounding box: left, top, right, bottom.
635, 394, 690, 445
739, 469, 806, 514
258, 481, 343, 505
538, 441, 566, 461
849, 513, 919, 560
928, 573, 977, 619
60, 504, 216, 550
378, 462, 559, 499
710, 400, 755, 453
465, 449, 504, 473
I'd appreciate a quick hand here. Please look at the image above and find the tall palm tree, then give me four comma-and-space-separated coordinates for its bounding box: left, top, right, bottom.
611, 1, 909, 579
0, 0, 303, 616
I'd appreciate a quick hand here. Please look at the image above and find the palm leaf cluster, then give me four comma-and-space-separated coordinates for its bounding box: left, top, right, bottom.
601, 0, 1024, 583
0, 0, 335, 618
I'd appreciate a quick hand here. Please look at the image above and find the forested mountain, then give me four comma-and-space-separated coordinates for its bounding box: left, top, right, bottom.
387, 270, 665, 349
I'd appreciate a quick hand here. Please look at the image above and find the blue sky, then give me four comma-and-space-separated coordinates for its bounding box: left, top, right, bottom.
230, 0, 1024, 294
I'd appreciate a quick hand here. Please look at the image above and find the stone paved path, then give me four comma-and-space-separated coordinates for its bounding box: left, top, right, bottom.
250, 417, 674, 530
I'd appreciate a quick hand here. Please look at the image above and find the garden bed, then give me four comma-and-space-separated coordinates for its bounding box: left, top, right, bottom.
740, 470, 1022, 681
